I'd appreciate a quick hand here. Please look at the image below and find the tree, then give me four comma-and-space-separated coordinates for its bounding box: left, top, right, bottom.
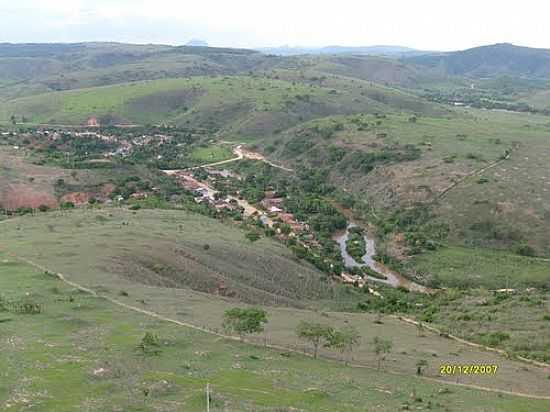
296, 321, 333, 359
10, 115, 16, 125
223, 307, 268, 339
325, 325, 360, 364
138, 332, 162, 356
416, 359, 428, 375
60, 202, 75, 210
372, 336, 392, 370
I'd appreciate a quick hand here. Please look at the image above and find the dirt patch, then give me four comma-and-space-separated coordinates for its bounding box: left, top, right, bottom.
1, 184, 58, 209
100, 183, 116, 197
60, 192, 93, 206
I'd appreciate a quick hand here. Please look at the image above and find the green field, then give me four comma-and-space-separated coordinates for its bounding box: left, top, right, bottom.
3, 250, 550, 411
0, 72, 447, 138
405, 245, 550, 289
1, 209, 550, 402
2, 41, 550, 412
190, 146, 234, 163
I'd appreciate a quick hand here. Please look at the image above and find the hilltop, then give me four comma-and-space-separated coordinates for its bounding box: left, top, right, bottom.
407, 43, 550, 79
1, 40, 550, 410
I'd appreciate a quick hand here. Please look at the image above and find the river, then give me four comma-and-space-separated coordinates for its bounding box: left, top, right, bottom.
333, 224, 429, 293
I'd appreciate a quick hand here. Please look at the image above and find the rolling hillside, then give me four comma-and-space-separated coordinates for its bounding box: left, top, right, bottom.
407, 43, 550, 79
0, 74, 449, 135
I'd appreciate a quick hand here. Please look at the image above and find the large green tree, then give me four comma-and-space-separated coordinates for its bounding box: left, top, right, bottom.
223, 307, 268, 339
296, 321, 333, 359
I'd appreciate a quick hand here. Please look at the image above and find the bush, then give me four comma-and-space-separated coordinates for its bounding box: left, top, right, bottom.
477, 331, 510, 347
223, 307, 268, 337
245, 232, 261, 242
516, 243, 536, 257
138, 332, 162, 355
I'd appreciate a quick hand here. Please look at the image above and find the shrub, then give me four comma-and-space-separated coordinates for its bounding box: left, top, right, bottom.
477, 331, 510, 347
223, 307, 268, 338
138, 332, 162, 355
245, 232, 261, 242
516, 243, 536, 257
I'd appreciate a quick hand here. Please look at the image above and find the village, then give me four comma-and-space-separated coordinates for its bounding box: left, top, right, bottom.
166, 168, 308, 234
0, 124, 407, 292
164, 166, 400, 292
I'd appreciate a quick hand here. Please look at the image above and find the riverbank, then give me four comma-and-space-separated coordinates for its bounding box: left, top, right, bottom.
333, 224, 429, 293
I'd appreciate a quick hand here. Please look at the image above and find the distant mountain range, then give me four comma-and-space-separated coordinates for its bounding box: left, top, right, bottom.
406, 43, 550, 78
186, 39, 209, 47
257, 45, 432, 57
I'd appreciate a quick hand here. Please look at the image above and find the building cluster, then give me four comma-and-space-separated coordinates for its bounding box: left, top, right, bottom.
173, 171, 238, 212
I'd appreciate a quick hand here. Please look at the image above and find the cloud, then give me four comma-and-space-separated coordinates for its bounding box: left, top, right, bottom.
0, 0, 548, 50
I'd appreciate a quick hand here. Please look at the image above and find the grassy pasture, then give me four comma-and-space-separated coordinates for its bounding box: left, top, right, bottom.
406, 246, 550, 289
2, 252, 549, 411
0, 71, 449, 139
1, 76, 353, 128
271, 109, 550, 255
0, 208, 335, 308
190, 146, 234, 163
1, 208, 550, 400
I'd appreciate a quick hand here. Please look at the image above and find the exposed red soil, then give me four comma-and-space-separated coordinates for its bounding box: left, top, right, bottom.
100, 183, 116, 197
60, 192, 93, 206
1, 184, 58, 209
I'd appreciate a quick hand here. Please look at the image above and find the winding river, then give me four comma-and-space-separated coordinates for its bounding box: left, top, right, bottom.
333, 224, 428, 293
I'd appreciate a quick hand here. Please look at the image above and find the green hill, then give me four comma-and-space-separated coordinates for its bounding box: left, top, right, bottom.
2, 247, 549, 411
1, 74, 449, 136
408, 43, 550, 79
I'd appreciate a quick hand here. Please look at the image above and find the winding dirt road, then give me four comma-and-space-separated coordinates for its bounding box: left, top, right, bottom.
163, 145, 294, 174
0, 232, 549, 400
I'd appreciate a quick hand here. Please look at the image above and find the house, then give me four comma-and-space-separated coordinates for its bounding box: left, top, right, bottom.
214, 201, 234, 211
86, 117, 100, 127
130, 192, 148, 200
341, 272, 365, 287
269, 206, 283, 213
193, 187, 209, 196
278, 213, 295, 225
260, 197, 284, 210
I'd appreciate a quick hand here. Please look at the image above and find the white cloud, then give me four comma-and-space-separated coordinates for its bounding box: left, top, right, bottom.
0, 0, 548, 50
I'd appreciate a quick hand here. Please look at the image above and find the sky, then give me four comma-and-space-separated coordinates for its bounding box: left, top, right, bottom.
0, 0, 548, 51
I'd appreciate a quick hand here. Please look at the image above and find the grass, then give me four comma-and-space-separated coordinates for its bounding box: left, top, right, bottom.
430, 288, 550, 363
405, 245, 550, 289
1, 253, 550, 411
1, 76, 354, 129
0, 207, 335, 307
270, 108, 550, 255
1, 208, 550, 402
190, 146, 234, 163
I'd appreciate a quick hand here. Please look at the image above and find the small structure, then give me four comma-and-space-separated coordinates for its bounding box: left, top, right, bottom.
130, 192, 148, 200
86, 117, 100, 128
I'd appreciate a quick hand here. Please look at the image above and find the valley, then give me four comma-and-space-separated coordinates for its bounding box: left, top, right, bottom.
1, 41, 550, 411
